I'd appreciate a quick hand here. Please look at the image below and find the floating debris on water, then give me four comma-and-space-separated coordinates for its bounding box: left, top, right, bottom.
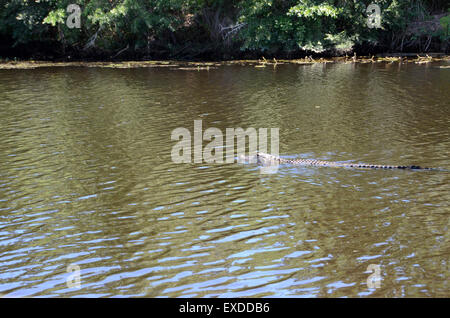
0, 55, 448, 70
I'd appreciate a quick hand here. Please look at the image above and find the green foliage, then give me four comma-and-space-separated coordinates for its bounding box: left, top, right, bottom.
288, 1, 341, 18
0, 0, 448, 57
237, 1, 365, 53
438, 14, 449, 42
43, 8, 65, 26
440, 14, 450, 32
0, 0, 56, 45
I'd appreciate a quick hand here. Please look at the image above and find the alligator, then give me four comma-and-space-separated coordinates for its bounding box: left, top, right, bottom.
241, 152, 437, 170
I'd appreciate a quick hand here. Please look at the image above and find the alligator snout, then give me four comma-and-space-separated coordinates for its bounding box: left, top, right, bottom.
238, 153, 258, 164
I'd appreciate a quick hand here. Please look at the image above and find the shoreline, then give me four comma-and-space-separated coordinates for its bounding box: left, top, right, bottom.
1, 54, 449, 70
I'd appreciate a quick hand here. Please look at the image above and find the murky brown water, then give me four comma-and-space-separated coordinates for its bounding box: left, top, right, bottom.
0, 62, 449, 297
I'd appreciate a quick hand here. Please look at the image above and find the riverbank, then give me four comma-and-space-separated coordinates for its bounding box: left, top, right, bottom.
1, 54, 449, 70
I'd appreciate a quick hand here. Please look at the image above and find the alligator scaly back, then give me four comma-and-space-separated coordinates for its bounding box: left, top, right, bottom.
254, 152, 436, 170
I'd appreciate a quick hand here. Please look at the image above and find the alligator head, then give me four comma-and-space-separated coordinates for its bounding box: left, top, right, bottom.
255, 152, 281, 165
237, 152, 279, 165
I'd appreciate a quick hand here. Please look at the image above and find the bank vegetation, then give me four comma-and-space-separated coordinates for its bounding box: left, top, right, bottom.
0, 0, 448, 60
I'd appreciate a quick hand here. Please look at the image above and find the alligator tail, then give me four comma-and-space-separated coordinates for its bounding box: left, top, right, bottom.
341, 163, 436, 170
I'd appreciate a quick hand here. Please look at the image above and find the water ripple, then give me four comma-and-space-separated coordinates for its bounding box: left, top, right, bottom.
0, 64, 448, 297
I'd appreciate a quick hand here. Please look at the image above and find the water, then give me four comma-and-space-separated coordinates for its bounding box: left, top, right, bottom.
0, 62, 448, 297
